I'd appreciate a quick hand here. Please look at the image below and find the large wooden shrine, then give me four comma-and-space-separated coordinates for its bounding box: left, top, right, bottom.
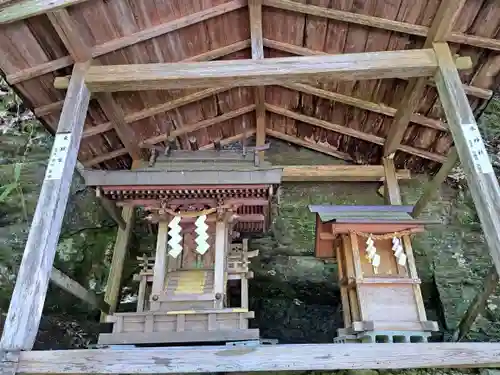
310, 205, 440, 344
84, 147, 283, 345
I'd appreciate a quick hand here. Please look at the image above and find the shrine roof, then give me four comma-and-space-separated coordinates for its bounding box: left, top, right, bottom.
84, 150, 283, 187
309, 205, 439, 225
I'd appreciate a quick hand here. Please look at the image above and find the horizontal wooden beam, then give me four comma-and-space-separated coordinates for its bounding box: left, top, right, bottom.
0, 0, 91, 24
266, 128, 352, 161
8, 343, 500, 373
263, 0, 500, 52
54, 49, 439, 92
6, 2, 248, 84
50, 268, 109, 313
281, 165, 411, 182
264, 39, 491, 100
266, 104, 446, 163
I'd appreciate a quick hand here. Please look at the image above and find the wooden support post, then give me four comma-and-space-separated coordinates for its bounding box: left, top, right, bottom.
382, 157, 402, 205
150, 221, 169, 311
240, 239, 249, 309
214, 218, 228, 309
383, 0, 466, 157
101, 206, 135, 321
249, 0, 266, 159
412, 147, 459, 218
402, 236, 428, 323
50, 268, 109, 314
0, 62, 90, 351
136, 277, 147, 313
434, 42, 500, 276
451, 265, 499, 342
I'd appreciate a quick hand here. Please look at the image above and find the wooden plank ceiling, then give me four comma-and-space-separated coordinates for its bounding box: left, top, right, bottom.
0, 0, 499, 172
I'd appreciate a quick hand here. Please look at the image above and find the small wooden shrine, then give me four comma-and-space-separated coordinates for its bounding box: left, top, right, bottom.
84, 147, 282, 345
310, 205, 439, 343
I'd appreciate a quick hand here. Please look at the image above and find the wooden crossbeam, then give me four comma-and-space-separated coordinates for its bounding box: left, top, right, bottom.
433, 42, 500, 276
265, 39, 490, 100
5, 1, 248, 84
451, 265, 499, 342
50, 268, 109, 314
266, 128, 352, 161
266, 104, 446, 163
262, 0, 500, 52
7, 343, 500, 373
54, 49, 439, 92
411, 147, 459, 218
0, 62, 90, 351
384, 0, 466, 157
281, 165, 411, 182
249, 0, 266, 159
0, 0, 91, 24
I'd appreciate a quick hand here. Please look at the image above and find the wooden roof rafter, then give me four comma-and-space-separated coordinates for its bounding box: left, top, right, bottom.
262, 38, 491, 100
262, 0, 500, 52
4, 0, 248, 85
384, 0, 466, 158
266, 104, 446, 163
45, 7, 142, 161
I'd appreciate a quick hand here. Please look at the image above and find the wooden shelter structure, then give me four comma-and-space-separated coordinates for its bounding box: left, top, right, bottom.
2, 0, 500, 373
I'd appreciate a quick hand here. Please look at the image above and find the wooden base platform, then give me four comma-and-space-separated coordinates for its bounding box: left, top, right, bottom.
5, 343, 500, 374
98, 329, 260, 345
100, 309, 255, 345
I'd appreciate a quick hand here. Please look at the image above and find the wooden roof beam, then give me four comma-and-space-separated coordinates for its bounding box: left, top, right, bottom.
54, 49, 439, 92
0, 0, 91, 24
411, 147, 458, 218
384, 0, 466, 158
249, 0, 266, 158
263, 38, 489, 100
6, 1, 248, 85
46, 8, 141, 160
50, 267, 109, 314
283, 82, 447, 132
433, 42, 500, 278
266, 104, 446, 163
82, 87, 229, 138
281, 165, 411, 182
263, 0, 500, 52
82, 106, 255, 167
266, 128, 352, 161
